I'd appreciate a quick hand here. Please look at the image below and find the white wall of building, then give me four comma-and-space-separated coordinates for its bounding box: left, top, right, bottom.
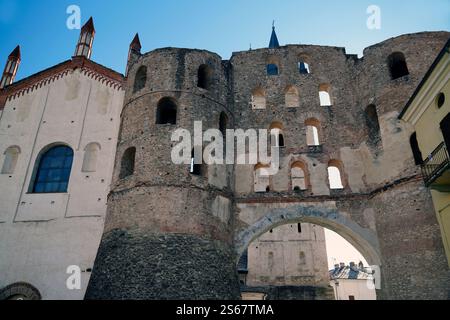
330, 279, 377, 300
246, 223, 329, 287
0, 68, 124, 299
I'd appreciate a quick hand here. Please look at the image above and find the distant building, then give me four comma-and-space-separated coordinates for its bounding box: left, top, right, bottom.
329, 262, 376, 300
238, 223, 333, 300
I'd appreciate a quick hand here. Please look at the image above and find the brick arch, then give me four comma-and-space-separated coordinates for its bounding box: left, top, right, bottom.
234, 204, 381, 267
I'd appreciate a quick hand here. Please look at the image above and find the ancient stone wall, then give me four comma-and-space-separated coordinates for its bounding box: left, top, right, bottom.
87, 32, 450, 300
86, 48, 240, 299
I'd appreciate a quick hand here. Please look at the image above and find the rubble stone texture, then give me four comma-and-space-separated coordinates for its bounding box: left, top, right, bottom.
86, 32, 450, 300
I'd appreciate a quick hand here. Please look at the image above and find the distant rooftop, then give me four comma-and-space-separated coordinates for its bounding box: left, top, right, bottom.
330, 263, 374, 281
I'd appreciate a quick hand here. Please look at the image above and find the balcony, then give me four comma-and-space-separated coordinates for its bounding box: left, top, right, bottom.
421, 142, 450, 192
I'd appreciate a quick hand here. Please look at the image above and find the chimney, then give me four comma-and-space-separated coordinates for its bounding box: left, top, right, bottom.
1, 45, 21, 89
74, 17, 95, 59
126, 33, 142, 76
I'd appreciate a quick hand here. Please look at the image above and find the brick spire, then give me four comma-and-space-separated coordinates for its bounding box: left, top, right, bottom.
1, 45, 21, 89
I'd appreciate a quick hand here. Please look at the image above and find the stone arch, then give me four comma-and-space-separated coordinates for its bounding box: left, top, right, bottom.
234, 204, 381, 267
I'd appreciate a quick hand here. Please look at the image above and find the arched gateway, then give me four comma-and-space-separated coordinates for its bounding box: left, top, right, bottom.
234, 204, 381, 267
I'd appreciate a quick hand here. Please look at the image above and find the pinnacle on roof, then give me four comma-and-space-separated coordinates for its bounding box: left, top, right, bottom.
130, 33, 142, 51
81, 17, 95, 33
269, 23, 280, 49
9, 45, 21, 60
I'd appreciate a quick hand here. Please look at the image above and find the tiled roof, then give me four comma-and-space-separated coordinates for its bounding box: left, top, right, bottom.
329, 265, 374, 280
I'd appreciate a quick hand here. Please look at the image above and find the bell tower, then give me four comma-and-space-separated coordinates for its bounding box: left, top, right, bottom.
74, 17, 95, 59
126, 33, 141, 76
0, 45, 21, 89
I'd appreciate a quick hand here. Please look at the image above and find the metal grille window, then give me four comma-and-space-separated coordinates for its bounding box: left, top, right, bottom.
32, 146, 73, 193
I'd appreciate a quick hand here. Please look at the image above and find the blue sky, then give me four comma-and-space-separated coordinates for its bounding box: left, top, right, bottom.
1, 0, 449, 80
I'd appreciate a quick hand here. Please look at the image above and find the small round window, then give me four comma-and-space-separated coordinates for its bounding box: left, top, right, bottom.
436, 92, 445, 108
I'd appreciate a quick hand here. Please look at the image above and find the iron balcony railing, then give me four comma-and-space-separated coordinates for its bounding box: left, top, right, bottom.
421, 142, 450, 187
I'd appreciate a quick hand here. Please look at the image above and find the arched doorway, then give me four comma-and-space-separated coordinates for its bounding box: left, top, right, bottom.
234, 204, 381, 300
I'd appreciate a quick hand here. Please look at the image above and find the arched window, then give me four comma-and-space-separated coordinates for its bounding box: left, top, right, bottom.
133, 66, 147, 93
285, 85, 299, 108
365, 104, 381, 146
410, 133, 423, 165
305, 118, 320, 146
197, 64, 213, 90
1, 146, 20, 174
291, 162, 307, 191
328, 160, 344, 190
319, 84, 332, 106
388, 52, 409, 80
270, 122, 285, 147
31, 145, 73, 193
298, 61, 310, 74
219, 112, 228, 136
254, 163, 270, 193
251, 87, 266, 110
119, 147, 136, 179
82, 143, 101, 172
156, 97, 177, 125
267, 63, 279, 76
267, 56, 280, 76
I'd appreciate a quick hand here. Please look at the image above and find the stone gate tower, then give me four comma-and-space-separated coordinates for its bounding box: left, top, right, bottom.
85, 39, 240, 299
86, 29, 450, 300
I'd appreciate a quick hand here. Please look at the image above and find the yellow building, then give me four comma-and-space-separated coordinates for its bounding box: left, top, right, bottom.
400, 39, 450, 267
